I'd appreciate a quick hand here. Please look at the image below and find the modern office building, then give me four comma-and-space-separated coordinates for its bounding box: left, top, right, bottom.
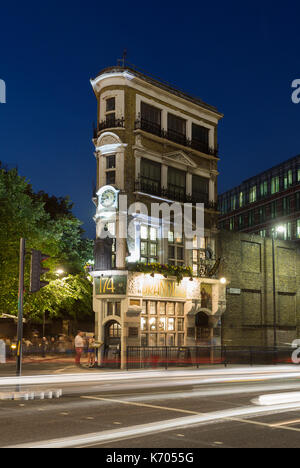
90, 64, 226, 368
219, 155, 300, 240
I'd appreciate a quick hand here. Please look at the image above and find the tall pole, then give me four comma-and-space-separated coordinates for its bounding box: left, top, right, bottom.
272, 235, 277, 348
16, 238, 26, 377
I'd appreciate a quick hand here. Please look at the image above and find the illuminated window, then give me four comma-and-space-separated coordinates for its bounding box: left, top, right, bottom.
149, 317, 157, 331
167, 303, 175, 316
168, 227, 184, 266
284, 170, 293, 189
108, 322, 121, 338
150, 302, 157, 315
259, 230, 266, 238
260, 181, 268, 197
249, 186, 257, 203
167, 334, 175, 346
178, 334, 184, 346
271, 176, 280, 194
239, 192, 244, 207
141, 301, 185, 347
158, 317, 166, 331
106, 223, 116, 267
106, 301, 121, 318
297, 219, 300, 239
141, 317, 148, 331
105, 155, 116, 186
168, 318, 175, 331
158, 334, 166, 346
192, 236, 208, 275
149, 334, 157, 346
105, 98, 116, 126
140, 225, 158, 264
178, 318, 184, 331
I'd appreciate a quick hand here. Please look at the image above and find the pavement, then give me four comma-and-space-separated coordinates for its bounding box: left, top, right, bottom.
0, 355, 231, 376
0, 365, 300, 448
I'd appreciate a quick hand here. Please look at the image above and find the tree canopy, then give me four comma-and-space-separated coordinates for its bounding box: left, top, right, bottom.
0, 163, 94, 323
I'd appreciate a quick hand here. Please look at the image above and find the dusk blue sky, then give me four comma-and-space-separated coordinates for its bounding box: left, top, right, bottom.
1, 1, 299, 238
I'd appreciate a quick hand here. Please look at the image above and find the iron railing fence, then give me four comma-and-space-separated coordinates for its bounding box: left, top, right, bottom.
134, 177, 218, 210
93, 117, 125, 137
135, 118, 219, 157
126, 346, 296, 370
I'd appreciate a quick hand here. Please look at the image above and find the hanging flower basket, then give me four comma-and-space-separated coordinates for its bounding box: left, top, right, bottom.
131, 262, 193, 284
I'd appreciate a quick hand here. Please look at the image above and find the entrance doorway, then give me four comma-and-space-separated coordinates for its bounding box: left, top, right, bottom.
195, 311, 211, 344
104, 320, 121, 368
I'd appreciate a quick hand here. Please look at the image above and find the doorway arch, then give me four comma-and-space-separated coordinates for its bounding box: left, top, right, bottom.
104, 320, 121, 368
195, 311, 211, 344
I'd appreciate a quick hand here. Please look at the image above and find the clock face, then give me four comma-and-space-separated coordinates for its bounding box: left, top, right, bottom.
100, 189, 117, 208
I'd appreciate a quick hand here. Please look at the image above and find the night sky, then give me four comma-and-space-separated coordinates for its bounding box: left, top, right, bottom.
1, 1, 299, 238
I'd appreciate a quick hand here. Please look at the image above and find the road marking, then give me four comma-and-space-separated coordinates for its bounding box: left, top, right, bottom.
82, 395, 300, 437
54, 366, 76, 374
230, 417, 300, 433
9, 401, 300, 448
80, 395, 201, 415
270, 419, 300, 427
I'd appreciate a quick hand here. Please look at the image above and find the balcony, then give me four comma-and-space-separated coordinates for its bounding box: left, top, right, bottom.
135, 177, 218, 210
135, 118, 219, 157
93, 117, 125, 138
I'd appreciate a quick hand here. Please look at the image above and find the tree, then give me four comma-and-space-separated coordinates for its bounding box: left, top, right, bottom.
0, 165, 94, 323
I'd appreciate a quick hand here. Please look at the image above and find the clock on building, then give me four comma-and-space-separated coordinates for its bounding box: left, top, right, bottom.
97, 185, 119, 210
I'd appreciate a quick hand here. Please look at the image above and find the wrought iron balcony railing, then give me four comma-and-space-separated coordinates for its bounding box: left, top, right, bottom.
135, 177, 218, 210
135, 118, 219, 157
93, 117, 125, 137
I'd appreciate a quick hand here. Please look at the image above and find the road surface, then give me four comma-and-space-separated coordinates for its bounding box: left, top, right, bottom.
0, 366, 300, 448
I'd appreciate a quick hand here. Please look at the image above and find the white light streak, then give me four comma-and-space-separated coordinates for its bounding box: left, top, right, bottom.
254, 392, 300, 406
0, 366, 300, 388
8, 400, 300, 448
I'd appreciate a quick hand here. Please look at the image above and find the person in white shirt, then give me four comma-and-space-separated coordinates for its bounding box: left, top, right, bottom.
75, 331, 85, 366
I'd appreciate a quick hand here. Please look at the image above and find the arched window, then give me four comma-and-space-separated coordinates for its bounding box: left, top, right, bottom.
108, 322, 121, 338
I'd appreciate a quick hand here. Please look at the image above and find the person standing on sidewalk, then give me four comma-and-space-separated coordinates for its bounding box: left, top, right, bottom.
75, 331, 85, 367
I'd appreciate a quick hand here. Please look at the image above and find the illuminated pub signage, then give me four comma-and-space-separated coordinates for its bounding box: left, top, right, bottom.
95, 276, 127, 296
142, 278, 186, 299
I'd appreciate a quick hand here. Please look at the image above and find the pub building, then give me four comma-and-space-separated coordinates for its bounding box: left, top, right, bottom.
90, 63, 227, 369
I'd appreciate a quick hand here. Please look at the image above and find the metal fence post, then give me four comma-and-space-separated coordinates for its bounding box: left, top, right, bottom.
223, 345, 227, 368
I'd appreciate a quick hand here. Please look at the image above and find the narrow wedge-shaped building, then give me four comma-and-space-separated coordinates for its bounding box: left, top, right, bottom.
90, 64, 226, 369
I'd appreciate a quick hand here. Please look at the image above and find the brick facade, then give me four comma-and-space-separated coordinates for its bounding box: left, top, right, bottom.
218, 230, 300, 347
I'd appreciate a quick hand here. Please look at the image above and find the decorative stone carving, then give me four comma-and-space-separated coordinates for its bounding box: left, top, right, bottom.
97, 134, 120, 147
127, 272, 143, 296
135, 134, 143, 147
163, 151, 197, 168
